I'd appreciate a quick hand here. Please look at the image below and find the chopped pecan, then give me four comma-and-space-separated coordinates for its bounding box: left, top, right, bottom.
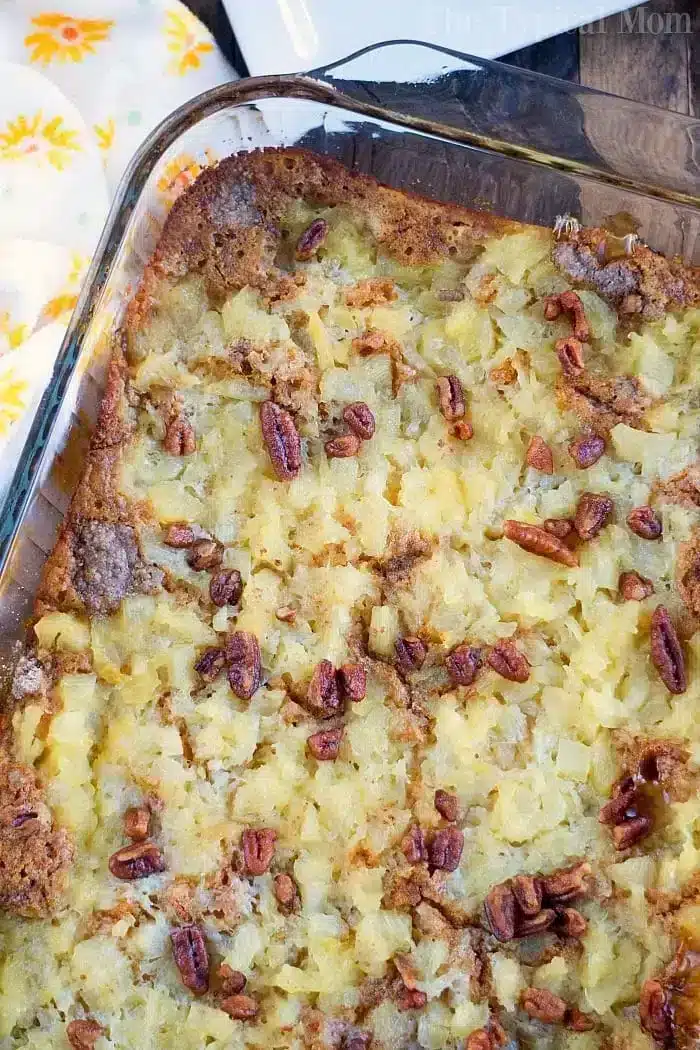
512, 874, 542, 917
555, 337, 585, 376
541, 861, 591, 902
259, 400, 302, 480
567, 1009, 595, 1033
124, 806, 150, 842
627, 505, 662, 540
525, 435, 554, 474
612, 815, 653, 850
434, 790, 459, 823
395, 636, 428, 676
66, 1020, 104, 1050
343, 402, 376, 440
226, 632, 261, 700
569, 432, 606, 468
401, 824, 428, 864
503, 520, 579, 567
171, 925, 209, 995
446, 643, 483, 686
337, 663, 366, 702
164, 415, 196, 456
619, 571, 654, 601
195, 647, 226, 683
307, 726, 344, 761
543, 517, 575, 540
210, 569, 243, 607
640, 978, 672, 1044
306, 659, 342, 717
466, 1031, 494, 1050
325, 432, 362, 459
164, 523, 196, 548
187, 538, 223, 571
453, 420, 474, 441
521, 987, 568, 1024
221, 994, 259, 1021
218, 963, 247, 996
543, 290, 590, 342
428, 827, 464, 872
341, 1031, 372, 1050
650, 605, 686, 694
241, 828, 276, 876
395, 986, 428, 1011
296, 218, 328, 260
599, 785, 638, 826
345, 278, 397, 308
108, 841, 166, 881
556, 907, 587, 938
515, 909, 557, 936
574, 492, 613, 541
436, 375, 466, 421
273, 872, 298, 913
485, 882, 516, 942
490, 359, 518, 386
487, 640, 530, 683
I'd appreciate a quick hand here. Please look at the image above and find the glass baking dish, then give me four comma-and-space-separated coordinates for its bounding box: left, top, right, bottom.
0, 39, 698, 673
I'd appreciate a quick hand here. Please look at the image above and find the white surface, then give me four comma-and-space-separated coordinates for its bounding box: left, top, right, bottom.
223, 0, 632, 77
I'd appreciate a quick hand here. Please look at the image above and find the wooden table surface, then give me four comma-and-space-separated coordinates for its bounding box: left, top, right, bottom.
186, 0, 697, 115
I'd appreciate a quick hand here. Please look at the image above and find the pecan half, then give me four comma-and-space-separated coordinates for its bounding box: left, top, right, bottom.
567, 1009, 595, 1033
541, 861, 591, 902
503, 520, 579, 567
337, 663, 366, 703
485, 882, 516, 942
325, 432, 362, 459
108, 841, 166, 880
66, 1020, 104, 1050
543, 517, 575, 540
640, 979, 672, 1044
187, 538, 223, 571
487, 640, 530, 683
210, 569, 243, 607
343, 402, 376, 440
543, 290, 590, 342
453, 420, 474, 441
171, 925, 209, 994
569, 433, 605, 469
555, 337, 585, 376
526, 436, 554, 474
428, 827, 464, 872
306, 659, 341, 718
446, 643, 483, 686
512, 874, 542, 917
556, 907, 587, 938
436, 375, 466, 421
627, 505, 662, 540
221, 994, 259, 1021
164, 523, 196, 548
650, 605, 686, 694
619, 571, 654, 601
515, 909, 556, 936
195, 647, 226, 682
124, 806, 150, 842
395, 986, 428, 1011
402, 824, 428, 864
574, 492, 613, 541
521, 987, 568, 1024
260, 401, 302, 480
307, 726, 344, 761
226, 632, 261, 700
598, 785, 637, 826
273, 872, 298, 913
296, 217, 328, 260
164, 415, 196, 456
218, 964, 247, 996
395, 637, 428, 676
434, 790, 459, 822
612, 815, 652, 850
241, 828, 276, 876
466, 1032, 492, 1050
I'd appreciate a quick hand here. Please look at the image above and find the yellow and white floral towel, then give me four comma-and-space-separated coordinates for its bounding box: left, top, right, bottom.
0, 2, 236, 498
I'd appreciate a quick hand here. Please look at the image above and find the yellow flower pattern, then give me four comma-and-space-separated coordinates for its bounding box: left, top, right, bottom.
0, 112, 81, 170
93, 117, 116, 152
156, 150, 215, 207
0, 312, 29, 351
0, 370, 30, 438
25, 13, 114, 65
164, 8, 214, 75
40, 253, 89, 324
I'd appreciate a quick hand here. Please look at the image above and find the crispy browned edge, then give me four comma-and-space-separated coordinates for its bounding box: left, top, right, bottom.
29, 148, 700, 619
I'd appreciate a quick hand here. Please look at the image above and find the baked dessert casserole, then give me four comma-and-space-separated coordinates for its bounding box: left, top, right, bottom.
2, 148, 700, 1050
